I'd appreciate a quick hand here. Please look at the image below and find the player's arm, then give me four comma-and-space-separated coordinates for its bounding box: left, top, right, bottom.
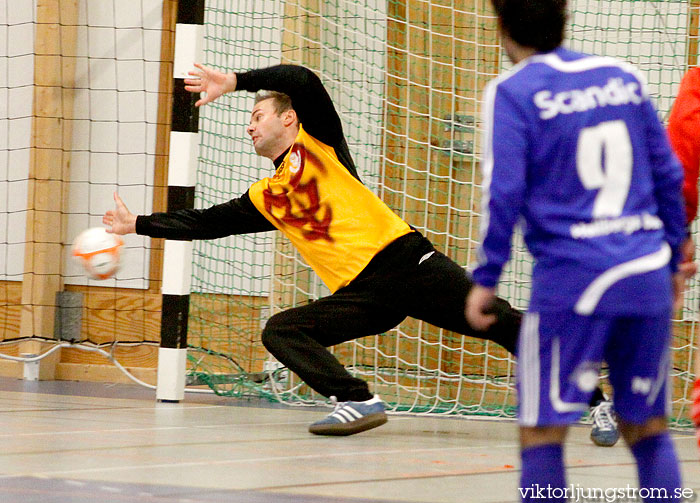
668, 69, 700, 295
104, 191, 275, 240
466, 82, 527, 330
185, 63, 343, 145
641, 93, 688, 317
668, 69, 700, 441
643, 98, 686, 272
186, 63, 360, 179
235, 65, 344, 148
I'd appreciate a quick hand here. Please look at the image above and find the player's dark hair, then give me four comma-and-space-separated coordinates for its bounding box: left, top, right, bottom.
490, 0, 567, 52
254, 90, 293, 115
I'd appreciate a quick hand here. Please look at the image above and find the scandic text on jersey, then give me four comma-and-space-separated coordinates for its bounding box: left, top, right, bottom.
534, 77, 643, 120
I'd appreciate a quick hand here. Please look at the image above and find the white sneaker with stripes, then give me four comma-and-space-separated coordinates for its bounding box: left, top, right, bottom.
590, 400, 620, 447
309, 395, 387, 436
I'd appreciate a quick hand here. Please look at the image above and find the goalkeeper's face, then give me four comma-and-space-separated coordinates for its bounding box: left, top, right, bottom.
247, 98, 298, 160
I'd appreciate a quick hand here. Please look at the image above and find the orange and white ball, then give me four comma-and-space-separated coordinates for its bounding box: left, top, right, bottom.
72, 227, 123, 280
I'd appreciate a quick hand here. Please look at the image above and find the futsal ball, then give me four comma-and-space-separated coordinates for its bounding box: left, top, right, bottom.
72, 227, 124, 280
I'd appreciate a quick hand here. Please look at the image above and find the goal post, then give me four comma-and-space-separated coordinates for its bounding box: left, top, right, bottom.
0, 0, 695, 427
185, 0, 698, 425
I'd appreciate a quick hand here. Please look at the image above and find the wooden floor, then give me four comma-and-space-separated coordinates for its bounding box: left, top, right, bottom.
0, 378, 697, 503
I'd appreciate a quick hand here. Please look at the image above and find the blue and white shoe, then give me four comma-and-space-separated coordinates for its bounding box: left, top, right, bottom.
309, 395, 387, 436
590, 400, 620, 447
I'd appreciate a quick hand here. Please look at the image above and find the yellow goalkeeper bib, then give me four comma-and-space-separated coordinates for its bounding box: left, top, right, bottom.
249, 124, 413, 292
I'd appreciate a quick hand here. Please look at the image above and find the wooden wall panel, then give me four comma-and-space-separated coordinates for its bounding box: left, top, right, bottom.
148, 0, 178, 293
63, 285, 162, 344
188, 293, 270, 374
689, 0, 700, 67
20, 0, 78, 339
0, 282, 22, 340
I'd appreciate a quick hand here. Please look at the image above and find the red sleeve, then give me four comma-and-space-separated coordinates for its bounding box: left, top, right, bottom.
668, 67, 700, 225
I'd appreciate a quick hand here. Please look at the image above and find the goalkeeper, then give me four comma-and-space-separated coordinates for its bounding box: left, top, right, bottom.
104, 63, 600, 436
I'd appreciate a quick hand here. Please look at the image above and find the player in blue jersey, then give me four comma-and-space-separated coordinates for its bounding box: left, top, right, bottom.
465, 0, 685, 501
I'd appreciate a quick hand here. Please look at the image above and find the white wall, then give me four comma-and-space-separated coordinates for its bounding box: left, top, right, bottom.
0, 0, 163, 288
63, 0, 163, 288
0, 1, 33, 281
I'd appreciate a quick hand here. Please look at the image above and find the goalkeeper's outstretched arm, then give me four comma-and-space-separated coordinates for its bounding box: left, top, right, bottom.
103, 191, 275, 241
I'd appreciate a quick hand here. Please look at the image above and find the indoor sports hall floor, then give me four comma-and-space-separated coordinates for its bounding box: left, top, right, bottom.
0, 378, 697, 503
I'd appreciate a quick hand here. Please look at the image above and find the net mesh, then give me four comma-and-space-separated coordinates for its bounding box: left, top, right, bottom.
186, 0, 698, 425
0, 0, 165, 357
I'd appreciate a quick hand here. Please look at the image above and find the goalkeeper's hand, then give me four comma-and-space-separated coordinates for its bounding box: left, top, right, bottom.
674, 237, 697, 312
103, 192, 136, 235
184, 63, 237, 107
465, 284, 497, 331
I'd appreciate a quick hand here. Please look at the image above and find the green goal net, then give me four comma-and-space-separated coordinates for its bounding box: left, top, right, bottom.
185, 0, 698, 425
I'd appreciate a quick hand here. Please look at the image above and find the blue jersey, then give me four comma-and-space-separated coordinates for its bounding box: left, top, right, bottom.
473, 47, 686, 315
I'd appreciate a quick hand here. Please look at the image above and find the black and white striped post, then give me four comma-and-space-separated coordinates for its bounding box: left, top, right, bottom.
156, 0, 205, 402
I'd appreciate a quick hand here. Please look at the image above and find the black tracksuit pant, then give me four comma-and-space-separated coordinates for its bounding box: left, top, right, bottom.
261, 231, 522, 402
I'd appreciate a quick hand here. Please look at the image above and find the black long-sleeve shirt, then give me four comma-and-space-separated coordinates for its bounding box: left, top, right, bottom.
136, 65, 359, 240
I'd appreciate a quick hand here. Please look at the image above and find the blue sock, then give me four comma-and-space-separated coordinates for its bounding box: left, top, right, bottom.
631, 433, 682, 502
520, 443, 566, 502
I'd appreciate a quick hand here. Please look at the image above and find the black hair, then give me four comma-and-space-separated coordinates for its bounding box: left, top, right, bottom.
490, 0, 567, 52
